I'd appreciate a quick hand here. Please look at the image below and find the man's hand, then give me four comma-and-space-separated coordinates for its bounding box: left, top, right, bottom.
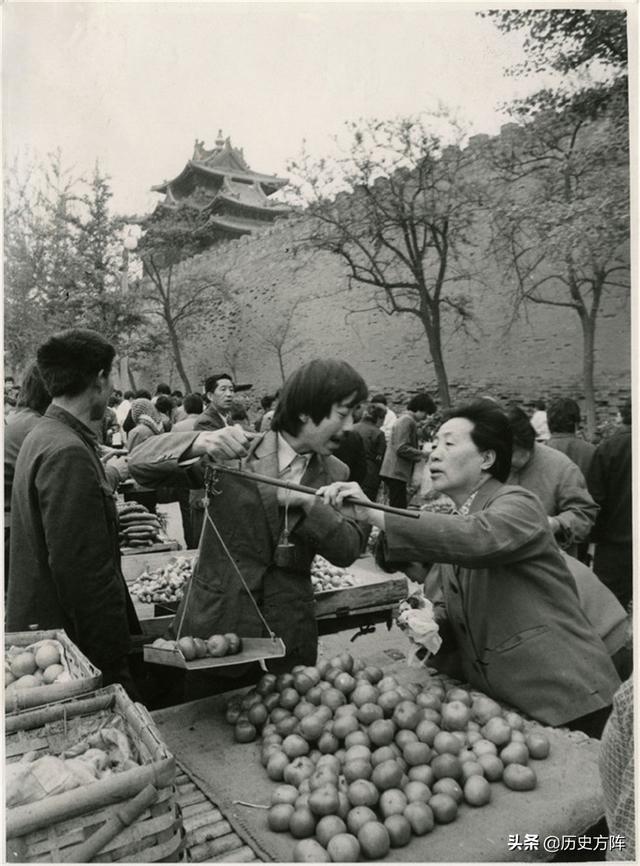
548, 516, 561, 535
193, 426, 255, 461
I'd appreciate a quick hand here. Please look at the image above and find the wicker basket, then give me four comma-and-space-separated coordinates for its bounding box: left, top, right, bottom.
5, 685, 182, 862
5, 630, 102, 714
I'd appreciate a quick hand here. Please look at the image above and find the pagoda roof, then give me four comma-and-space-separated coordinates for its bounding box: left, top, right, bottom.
152, 134, 288, 198
204, 213, 269, 236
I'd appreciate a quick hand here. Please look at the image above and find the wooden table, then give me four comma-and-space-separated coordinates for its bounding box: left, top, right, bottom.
152, 652, 605, 863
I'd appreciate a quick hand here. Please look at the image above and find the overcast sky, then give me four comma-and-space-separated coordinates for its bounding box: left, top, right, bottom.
3, 2, 592, 217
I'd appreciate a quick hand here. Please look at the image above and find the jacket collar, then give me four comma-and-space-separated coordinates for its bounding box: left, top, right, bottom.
45, 404, 99, 448
466, 476, 504, 514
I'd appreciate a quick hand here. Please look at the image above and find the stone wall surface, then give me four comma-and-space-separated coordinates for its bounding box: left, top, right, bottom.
152, 217, 630, 423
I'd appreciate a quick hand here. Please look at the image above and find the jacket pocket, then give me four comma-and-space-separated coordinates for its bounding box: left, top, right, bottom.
490, 624, 550, 653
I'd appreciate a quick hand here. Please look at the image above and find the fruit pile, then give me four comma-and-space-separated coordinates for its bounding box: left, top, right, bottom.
129, 556, 193, 604
5, 641, 72, 696
224, 653, 551, 862
311, 556, 357, 593
117, 501, 165, 549
150, 632, 242, 660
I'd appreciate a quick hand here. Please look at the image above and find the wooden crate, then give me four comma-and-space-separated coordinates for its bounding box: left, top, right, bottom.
314, 564, 407, 620
5, 630, 102, 715
5, 685, 182, 863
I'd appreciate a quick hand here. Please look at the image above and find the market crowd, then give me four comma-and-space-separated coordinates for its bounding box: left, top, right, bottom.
3, 328, 634, 851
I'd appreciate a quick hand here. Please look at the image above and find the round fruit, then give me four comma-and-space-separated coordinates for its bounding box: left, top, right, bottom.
378, 690, 402, 717
526, 731, 551, 760
431, 753, 463, 781
248, 702, 268, 728
441, 700, 472, 731
371, 746, 396, 767
357, 702, 383, 725
392, 700, 421, 730
408, 764, 435, 786
346, 805, 377, 835
433, 731, 462, 755
315, 814, 347, 848
404, 779, 431, 802
403, 741, 431, 766
327, 832, 361, 862
347, 779, 379, 808
293, 838, 330, 862
500, 741, 529, 766
206, 634, 229, 657
351, 683, 379, 707
234, 721, 257, 743
282, 734, 310, 759
266, 751, 289, 781
357, 821, 391, 860
395, 729, 418, 749
289, 807, 317, 838
472, 696, 503, 724
371, 759, 403, 791
193, 638, 207, 658
332, 713, 359, 740
177, 637, 196, 661
271, 784, 299, 806
268, 802, 294, 831
503, 763, 537, 791
472, 738, 498, 758
446, 687, 472, 706
280, 687, 301, 710
284, 757, 315, 787
42, 664, 65, 684
10, 652, 37, 678
460, 761, 485, 782
317, 732, 340, 754
429, 792, 458, 823
309, 766, 340, 790
293, 673, 314, 695
321, 688, 347, 710
14, 674, 39, 689
378, 788, 408, 817
343, 758, 373, 783
308, 784, 340, 817
334, 672, 356, 695
384, 813, 412, 848
368, 719, 395, 747
344, 730, 370, 749
363, 665, 384, 684
464, 775, 492, 806
35, 644, 60, 670
415, 719, 439, 746
477, 753, 504, 782
433, 777, 463, 804
482, 716, 512, 747
404, 801, 435, 835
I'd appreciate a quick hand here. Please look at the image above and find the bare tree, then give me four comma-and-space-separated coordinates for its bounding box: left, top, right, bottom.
288, 116, 488, 406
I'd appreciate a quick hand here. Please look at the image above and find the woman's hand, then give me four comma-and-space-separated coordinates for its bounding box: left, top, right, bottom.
315, 481, 383, 526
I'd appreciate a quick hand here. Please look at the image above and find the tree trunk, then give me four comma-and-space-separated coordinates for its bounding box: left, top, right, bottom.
165, 317, 192, 393
580, 312, 597, 440
277, 350, 286, 384
420, 310, 451, 407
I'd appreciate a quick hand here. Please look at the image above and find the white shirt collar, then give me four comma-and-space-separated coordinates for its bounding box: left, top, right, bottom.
276, 432, 310, 480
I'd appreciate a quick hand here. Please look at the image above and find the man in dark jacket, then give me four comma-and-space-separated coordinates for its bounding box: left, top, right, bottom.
189, 373, 235, 542
588, 400, 632, 608
6, 329, 139, 696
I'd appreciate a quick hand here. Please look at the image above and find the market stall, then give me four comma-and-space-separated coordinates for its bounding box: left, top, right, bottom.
151, 649, 605, 863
